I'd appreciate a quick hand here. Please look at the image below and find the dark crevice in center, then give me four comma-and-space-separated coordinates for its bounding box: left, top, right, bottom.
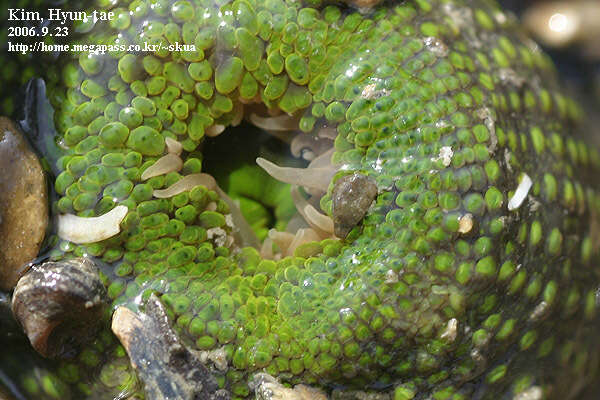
200, 122, 305, 241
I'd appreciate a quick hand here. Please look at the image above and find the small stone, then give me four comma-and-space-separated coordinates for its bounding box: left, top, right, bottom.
251, 373, 327, 400
199, 346, 229, 371
458, 213, 474, 234
331, 173, 378, 238
294, 385, 329, 400
440, 318, 459, 343
384, 269, 398, 284
0, 117, 48, 290
330, 389, 391, 400
513, 386, 542, 400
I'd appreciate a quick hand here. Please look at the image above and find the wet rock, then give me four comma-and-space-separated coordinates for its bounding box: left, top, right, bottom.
111, 294, 230, 400
250, 374, 327, 400
0, 117, 47, 290
0, 291, 24, 341
12, 258, 108, 358
0, 385, 16, 400
331, 173, 378, 238
330, 390, 391, 400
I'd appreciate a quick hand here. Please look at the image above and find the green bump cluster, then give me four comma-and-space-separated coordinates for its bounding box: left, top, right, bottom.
3, 0, 600, 399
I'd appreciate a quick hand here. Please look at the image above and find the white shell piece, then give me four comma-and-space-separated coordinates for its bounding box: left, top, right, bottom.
508, 173, 533, 211
57, 205, 129, 244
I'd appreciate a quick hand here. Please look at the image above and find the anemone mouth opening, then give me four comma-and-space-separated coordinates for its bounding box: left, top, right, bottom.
201, 121, 298, 234
200, 114, 338, 259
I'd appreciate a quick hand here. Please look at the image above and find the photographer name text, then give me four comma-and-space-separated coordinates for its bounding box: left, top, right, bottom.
8, 8, 115, 25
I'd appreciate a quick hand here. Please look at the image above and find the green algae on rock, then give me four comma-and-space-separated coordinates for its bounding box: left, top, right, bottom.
3, 0, 600, 399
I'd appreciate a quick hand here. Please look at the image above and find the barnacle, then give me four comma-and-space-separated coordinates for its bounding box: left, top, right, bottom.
2, 0, 600, 399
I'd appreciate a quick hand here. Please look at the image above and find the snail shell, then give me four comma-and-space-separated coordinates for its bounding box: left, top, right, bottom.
11, 257, 108, 358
